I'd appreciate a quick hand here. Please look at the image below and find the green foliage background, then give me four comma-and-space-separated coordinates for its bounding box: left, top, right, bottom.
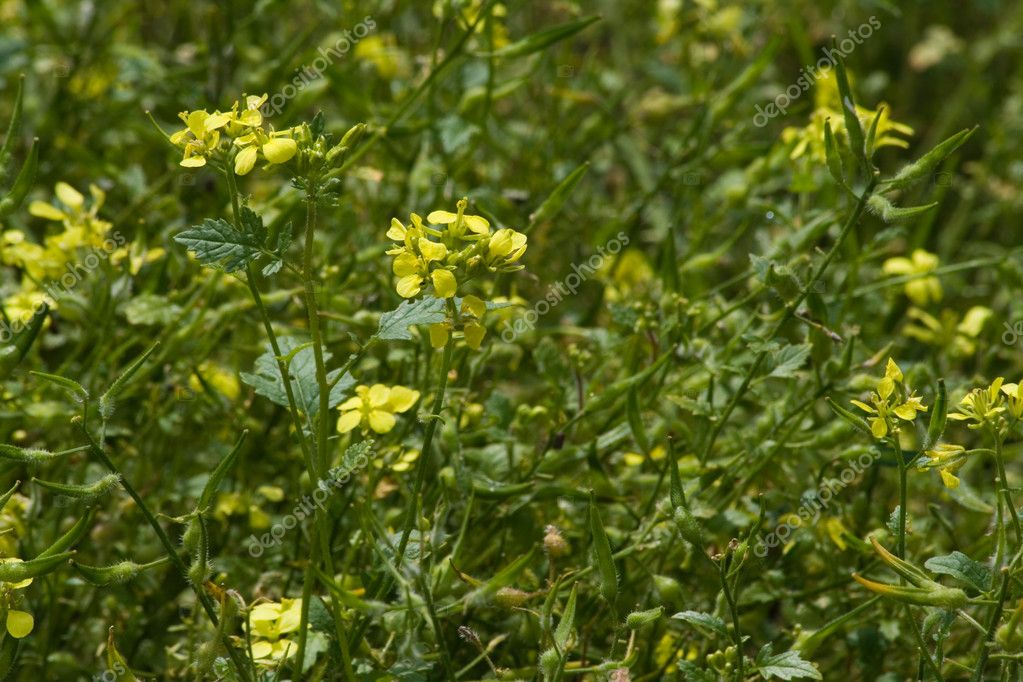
1, 0, 1023, 680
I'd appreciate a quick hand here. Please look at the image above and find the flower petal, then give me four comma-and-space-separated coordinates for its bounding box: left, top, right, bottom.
367, 410, 396, 434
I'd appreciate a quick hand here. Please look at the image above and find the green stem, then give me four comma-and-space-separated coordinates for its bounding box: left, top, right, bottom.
719, 557, 745, 680
395, 335, 456, 567
77, 424, 252, 682
698, 176, 878, 462
898, 442, 908, 560
974, 569, 1011, 682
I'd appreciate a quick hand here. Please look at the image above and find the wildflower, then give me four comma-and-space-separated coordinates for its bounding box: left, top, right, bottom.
0, 558, 34, 638
247, 598, 302, 663
170, 110, 228, 168
882, 249, 942, 305
1001, 382, 1023, 420
28, 182, 112, 249
233, 128, 299, 175
392, 247, 453, 298
484, 228, 528, 271
224, 94, 267, 136
390, 448, 420, 473
902, 306, 991, 356
850, 358, 927, 438
948, 377, 1005, 428
337, 384, 420, 434
918, 443, 968, 488
427, 199, 491, 239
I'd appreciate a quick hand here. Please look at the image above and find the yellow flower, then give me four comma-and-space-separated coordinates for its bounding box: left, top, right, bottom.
485, 228, 528, 271
28, 182, 111, 249
392, 245, 453, 299
902, 306, 991, 356
390, 448, 420, 473
247, 598, 302, 663
850, 359, 927, 438
0, 558, 34, 639
233, 128, 298, 175
918, 443, 967, 489
224, 94, 267, 136
1001, 382, 1023, 420
353, 34, 410, 79
949, 378, 1006, 427
337, 384, 420, 434
882, 249, 942, 305
189, 361, 241, 401
170, 110, 228, 168
427, 198, 491, 240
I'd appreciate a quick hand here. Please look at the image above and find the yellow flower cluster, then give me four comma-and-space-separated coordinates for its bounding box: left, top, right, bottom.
386, 197, 527, 350
170, 94, 298, 175
783, 70, 913, 165
882, 249, 942, 306
850, 358, 928, 438
2, 183, 162, 326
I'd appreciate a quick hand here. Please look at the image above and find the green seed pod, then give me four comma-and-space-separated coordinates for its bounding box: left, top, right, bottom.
188, 559, 210, 587
194, 641, 219, 678
33, 473, 121, 502
924, 379, 948, 450
673, 506, 704, 547
625, 606, 663, 629
181, 518, 202, 554
653, 574, 684, 606
539, 647, 560, 679
494, 587, 531, 608
71, 560, 144, 586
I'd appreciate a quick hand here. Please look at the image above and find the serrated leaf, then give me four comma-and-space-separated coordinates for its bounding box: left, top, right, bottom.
924, 551, 991, 592
770, 344, 812, 378
239, 336, 354, 416
755, 647, 822, 680
174, 218, 262, 272
375, 297, 447, 341
672, 610, 728, 637
676, 661, 718, 682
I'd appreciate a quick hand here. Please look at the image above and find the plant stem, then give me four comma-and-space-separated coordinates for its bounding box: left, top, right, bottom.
395, 335, 456, 567
78, 424, 252, 682
699, 176, 878, 462
719, 556, 745, 680
974, 569, 1011, 681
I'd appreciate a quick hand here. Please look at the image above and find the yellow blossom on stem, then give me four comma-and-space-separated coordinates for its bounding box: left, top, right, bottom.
337, 384, 420, 434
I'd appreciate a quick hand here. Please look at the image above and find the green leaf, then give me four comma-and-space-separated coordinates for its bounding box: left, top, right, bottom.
769, 343, 812, 378
924, 551, 992, 592
375, 297, 447, 341
755, 645, 823, 680
627, 387, 649, 454
588, 491, 618, 604
0, 302, 48, 381
120, 294, 183, 326
174, 217, 262, 272
38, 510, 95, 558
528, 161, 589, 230
107, 628, 141, 681
554, 584, 577, 650
676, 661, 718, 682
0, 74, 25, 182
833, 49, 865, 170
0, 138, 38, 217
823, 118, 846, 188
672, 610, 728, 637
198, 431, 247, 509
479, 15, 600, 59
239, 336, 354, 416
